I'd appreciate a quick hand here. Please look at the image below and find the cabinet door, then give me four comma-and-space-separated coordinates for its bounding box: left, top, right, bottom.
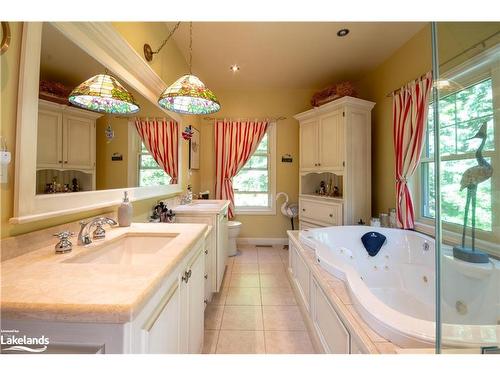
216, 211, 228, 292
187, 248, 205, 354
141, 282, 181, 354
63, 114, 95, 170
291, 244, 311, 312
37, 109, 63, 168
204, 231, 214, 306
318, 111, 345, 171
299, 120, 318, 171
311, 278, 350, 353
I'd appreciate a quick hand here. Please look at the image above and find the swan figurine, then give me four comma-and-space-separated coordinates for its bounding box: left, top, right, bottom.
276, 192, 299, 230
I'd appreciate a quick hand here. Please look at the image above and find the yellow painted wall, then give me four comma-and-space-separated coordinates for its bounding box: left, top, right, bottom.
96, 115, 129, 190
199, 89, 315, 238
355, 25, 432, 216
0, 22, 193, 238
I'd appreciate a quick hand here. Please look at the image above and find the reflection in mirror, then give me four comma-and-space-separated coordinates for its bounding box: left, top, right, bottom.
36, 23, 178, 195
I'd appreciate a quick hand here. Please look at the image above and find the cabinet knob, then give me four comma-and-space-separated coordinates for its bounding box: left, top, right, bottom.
58, 160, 63, 163
204, 299, 208, 304
318, 163, 321, 166
302, 208, 306, 212
204, 274, 208, 280
329, 214, 333, 218
204, 249, 208, 255
64, 161, 68, 164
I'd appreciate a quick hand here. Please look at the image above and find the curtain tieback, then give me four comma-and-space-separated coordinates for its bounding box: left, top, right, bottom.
396, 177, 408, 183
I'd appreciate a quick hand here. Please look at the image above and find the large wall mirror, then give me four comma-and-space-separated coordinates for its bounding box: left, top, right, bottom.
11, 22, 183, 224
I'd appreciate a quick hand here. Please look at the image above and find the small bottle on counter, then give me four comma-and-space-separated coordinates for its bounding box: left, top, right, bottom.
380, 213, 389, 227
118, 191, 133, 227
370, 217, 381, 227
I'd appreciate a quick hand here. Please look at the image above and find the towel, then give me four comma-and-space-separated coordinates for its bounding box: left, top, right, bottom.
361, 232, 387, 257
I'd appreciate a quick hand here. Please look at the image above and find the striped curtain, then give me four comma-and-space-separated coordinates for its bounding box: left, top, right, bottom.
135, 118, 179, 184
215, 120, 268, 218
392, 71, 433, 229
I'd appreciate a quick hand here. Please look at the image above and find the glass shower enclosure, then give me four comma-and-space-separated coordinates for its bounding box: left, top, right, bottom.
431, 22, 500, 353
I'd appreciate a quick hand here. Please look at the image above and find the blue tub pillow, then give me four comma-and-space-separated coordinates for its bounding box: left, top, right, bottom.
361, 231, 387, 257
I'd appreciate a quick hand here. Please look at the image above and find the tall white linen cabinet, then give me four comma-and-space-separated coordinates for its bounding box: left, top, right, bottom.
294, 96, 375, 229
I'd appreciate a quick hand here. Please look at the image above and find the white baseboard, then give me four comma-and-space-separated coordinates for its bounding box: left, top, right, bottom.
236, 237, 288, 246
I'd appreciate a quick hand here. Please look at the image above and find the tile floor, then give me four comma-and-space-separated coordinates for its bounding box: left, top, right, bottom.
202, 244, 316, 354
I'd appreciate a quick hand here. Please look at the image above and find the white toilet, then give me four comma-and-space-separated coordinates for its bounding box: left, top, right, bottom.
227, 221, 242, 256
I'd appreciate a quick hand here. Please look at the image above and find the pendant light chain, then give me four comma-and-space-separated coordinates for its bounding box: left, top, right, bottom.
189, 21, 193, 75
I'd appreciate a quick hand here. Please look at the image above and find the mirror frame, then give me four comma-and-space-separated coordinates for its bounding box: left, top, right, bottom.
10, 22, 184, 224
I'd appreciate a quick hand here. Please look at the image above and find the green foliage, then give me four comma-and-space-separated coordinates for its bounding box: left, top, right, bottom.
422, 79, 494, 231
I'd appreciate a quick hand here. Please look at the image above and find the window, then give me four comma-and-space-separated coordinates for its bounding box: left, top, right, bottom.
420, 78, 496, 232
233, 124, 276, 213
138, 142, 171, 187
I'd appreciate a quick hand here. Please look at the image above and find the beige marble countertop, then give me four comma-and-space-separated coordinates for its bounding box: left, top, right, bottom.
1, 223, 208, 324
172, 200, 230, 214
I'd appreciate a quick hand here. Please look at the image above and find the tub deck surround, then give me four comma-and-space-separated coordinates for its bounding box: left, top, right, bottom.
300, 226, 500, 348
287, 231, 401, 354
1, 222, 208, 323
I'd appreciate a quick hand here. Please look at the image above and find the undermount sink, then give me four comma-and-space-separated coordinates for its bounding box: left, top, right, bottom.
64, 233, 178, 265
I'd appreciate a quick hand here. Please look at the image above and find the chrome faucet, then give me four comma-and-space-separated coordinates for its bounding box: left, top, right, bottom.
78, 217, 117, 246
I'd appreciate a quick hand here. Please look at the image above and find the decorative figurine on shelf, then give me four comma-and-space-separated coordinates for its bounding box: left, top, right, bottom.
276, 192, 299, 230
453, 123, 493, 264
319, 180, 326, 195
71, 178, 80, 192
182, 125, 194, 140
333, 186, 340, 197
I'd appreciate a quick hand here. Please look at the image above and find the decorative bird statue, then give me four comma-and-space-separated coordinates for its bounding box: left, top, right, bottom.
454, 122, 492, 263
276, 192, 299, 230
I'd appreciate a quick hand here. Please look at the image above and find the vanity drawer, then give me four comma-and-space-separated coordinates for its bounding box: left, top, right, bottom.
299, 198, 342, 226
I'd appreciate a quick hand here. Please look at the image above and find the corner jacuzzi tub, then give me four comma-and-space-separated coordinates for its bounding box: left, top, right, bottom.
299, 226, 500, 348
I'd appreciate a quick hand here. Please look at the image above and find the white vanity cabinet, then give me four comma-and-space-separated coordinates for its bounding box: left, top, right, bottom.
295, 96, 375, 227
175, 202, 229, 294
134, 241, 205, 354
37, 99, 100, 171
1, 235, 206, 354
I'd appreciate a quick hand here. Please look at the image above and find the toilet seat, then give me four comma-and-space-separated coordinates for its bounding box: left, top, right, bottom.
228, 221, 242, 228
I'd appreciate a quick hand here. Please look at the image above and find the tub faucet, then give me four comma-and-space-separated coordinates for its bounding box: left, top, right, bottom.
78, 217, 117, 246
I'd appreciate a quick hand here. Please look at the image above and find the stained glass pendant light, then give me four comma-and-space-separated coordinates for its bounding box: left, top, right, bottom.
69, 72, 140, 114
158, 23, 220, 115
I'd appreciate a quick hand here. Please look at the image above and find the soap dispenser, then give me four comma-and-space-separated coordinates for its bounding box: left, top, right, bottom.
118, 191, 133, 227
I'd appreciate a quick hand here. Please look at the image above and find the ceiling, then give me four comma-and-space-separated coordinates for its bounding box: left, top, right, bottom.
167, 22, 426, 90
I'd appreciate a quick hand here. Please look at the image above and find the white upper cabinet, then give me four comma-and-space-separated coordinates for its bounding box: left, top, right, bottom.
37, 99, 101, 172
318, 110, 345, 171
63, 114, 96, 170
299, 119, 319, 171
37, 108, 63, 168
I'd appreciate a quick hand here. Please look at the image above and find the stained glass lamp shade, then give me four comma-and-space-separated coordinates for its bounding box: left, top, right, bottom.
158, 74, 220, 115
68, 74, 140, 114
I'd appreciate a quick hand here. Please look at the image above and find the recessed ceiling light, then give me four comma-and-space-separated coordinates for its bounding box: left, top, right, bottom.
337, 28, 350, 37
230, 64, 240, 72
